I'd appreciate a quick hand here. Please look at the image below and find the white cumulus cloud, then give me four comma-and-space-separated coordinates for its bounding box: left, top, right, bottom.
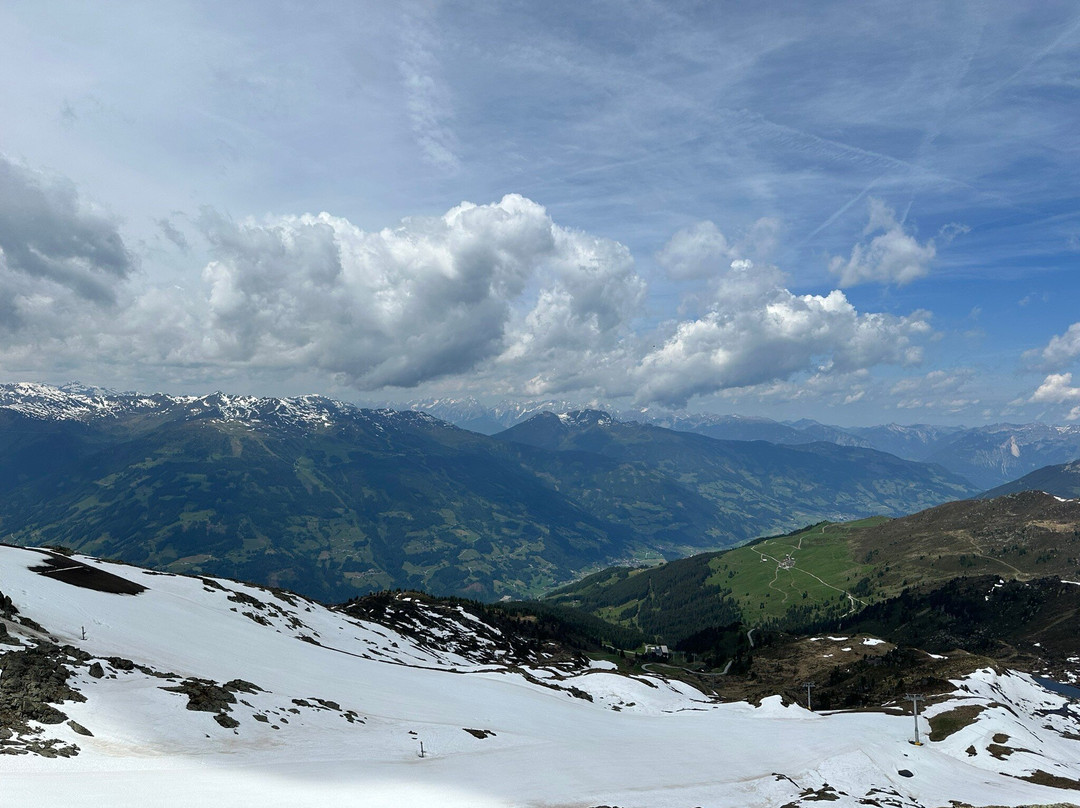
632, 259, 932, 407
655, 221, 735, 280
0, 157, 948, 409
1030, 372, 1080, 404
0, 156, 134, 313
198, 194, 645, 391
0, 156, 136, 372
656, 218, 781, 281
1030, 372, 1080, 420
828, 199, 936, 287
1026, 322, 1080, 370
498, 227, 644, 396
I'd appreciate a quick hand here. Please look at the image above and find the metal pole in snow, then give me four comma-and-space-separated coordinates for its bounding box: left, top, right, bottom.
804, 682, 815, 712
906, 694, 924, 745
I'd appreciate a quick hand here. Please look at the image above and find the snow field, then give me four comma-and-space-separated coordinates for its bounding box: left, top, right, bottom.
2, 546, 1079, 807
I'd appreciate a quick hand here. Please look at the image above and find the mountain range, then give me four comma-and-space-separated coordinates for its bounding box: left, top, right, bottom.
0, 383, 973, 603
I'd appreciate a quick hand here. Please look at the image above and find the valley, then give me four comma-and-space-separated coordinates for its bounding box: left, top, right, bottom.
0, 384, 972, 602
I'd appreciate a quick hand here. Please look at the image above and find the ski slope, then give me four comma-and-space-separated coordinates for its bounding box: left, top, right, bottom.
1, 545, 1078, 808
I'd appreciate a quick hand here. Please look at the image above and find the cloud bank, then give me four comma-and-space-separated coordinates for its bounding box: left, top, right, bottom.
0, 161, 937, 408
199, 194, 644, 390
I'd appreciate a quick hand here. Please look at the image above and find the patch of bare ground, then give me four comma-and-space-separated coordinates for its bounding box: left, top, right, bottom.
1014, 769, 1080, 792
987, 743, 1016, 760
646, 632, 993, 712
928, 704, 986, 741
0, 641, 89, 757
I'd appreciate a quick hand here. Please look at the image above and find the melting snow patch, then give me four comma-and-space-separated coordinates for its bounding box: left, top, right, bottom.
862, 638, 885, 646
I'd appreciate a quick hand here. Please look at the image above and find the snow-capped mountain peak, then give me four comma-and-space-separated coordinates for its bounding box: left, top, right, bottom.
555, 408, 617, 428
0, 382, 448, 433
0, 382, 165, 421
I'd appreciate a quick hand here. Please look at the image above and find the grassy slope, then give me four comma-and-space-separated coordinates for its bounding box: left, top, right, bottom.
548, 518, 893, 639
705, 517, 887, 622
846, 491, 1080, 592
547, 491, 1080, 640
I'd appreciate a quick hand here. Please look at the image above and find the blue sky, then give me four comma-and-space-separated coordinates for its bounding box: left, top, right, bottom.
1, 1, 1079, 425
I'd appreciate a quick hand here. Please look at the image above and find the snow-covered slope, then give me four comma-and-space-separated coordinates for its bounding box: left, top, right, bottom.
2, 547, 1079, 808
0, 382, 171, 421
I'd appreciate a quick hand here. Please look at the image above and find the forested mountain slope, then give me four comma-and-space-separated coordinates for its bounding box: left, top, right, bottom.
0, 385, 974, 601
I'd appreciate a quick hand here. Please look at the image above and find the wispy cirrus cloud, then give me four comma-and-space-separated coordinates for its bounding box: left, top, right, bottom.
890, 369, 980, 413
398, 3, 460, 173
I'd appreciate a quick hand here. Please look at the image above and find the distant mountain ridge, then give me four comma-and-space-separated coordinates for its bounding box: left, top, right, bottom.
398, 396, 617, 435
404, 396, 1080, 488
982, 458, 1080, 499
0, 381, 428, 432
493, 408, 974, 540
